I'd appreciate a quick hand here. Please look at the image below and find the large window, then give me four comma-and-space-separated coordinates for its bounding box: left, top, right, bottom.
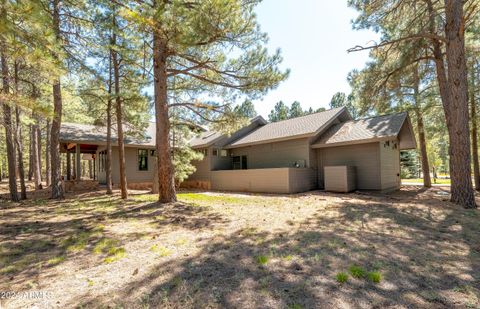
138, 149, 148, 171
232, 155, 247, 170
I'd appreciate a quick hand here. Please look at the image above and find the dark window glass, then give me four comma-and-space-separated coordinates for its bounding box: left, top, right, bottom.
138, 149, 148, 171
241, 156, 247, 170
232, 156, 247, 170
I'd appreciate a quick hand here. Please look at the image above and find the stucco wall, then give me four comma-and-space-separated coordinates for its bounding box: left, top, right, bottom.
210, 168, 315, 193
317, 142, 381, 190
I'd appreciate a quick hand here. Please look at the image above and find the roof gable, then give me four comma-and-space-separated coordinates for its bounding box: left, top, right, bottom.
311, 112, 416, 149
189, 115, 268, 149
226, 107, 349, 148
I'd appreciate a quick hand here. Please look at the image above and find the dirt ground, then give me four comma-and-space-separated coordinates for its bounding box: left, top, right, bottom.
0, 182, 479, 308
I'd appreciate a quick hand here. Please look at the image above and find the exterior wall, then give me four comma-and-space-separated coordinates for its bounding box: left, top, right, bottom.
317, 142, 381, 190
96, 146, 155, 185
188, 148, 212, 181
324, 166, 356, 192
289, 168, 317, 193
231, 138, 312, 169
379, 140, 401, 190
210, 168, 316, 193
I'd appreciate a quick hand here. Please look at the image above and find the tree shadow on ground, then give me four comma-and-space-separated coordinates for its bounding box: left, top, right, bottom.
0, 191, 228, 289
70, 187, 480, 308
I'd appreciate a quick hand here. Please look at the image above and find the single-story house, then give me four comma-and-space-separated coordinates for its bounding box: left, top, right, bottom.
59, 106, 416, 193
59, 122, 157, 189
187, 107, 416, 193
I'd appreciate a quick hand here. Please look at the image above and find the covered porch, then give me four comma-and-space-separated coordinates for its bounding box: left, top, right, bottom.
60, 142, 99, 191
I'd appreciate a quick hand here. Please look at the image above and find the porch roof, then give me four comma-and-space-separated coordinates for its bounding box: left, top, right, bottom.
60, 122, 156, 148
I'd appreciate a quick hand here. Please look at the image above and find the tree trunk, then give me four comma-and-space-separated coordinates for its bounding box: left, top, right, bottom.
1, 46, 19, 201
415, 110, 431, 188
45, 119, 51, 186
13, 62, 26, 199
111, 15, 127, 199
32, 119, 42, 190
442, 0, 476, 208
50, 0, 64, 199
28, 125, 33, 181
14, 107, 26, 199
153, 29, 177, 203
412, 66, 431, 188
470, 66, 480, 191
106, 52, 113, 194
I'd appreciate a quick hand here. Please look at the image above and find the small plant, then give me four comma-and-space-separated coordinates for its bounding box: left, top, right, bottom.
283, 254, 294, 261
336, 272, 348, 284
256, 255, 269, 265
150, 244, 172, 257
367, 271, 382, 283
349, 265, 366, 278
47, 255, 66, 266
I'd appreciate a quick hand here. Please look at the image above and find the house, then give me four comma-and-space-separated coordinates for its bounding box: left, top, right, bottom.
59, 106, 416, 193
186, 107, 416, 193
59, 122, 157, 189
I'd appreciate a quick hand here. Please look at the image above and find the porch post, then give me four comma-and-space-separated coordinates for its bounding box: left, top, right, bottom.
76, 144, 81, 182
66, 151, 71, 180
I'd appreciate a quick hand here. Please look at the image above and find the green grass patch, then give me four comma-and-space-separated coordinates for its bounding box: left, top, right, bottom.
367, 271, 382, 283
402, 178, 451, 184
349, 265, 366, 278
150, 244, 172, 257
336, 272, 349, 284
288, 304, 304, 309
93, 238, 126, 263
62, 232, 93, 252
256, 255, 269, 266
47, 255, 66, 266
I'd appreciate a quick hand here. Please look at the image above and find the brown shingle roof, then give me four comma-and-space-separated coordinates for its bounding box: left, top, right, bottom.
312, 112, 408, 147
227, 107, 347, 148
189, 131, 224, 148
60, 122, 156, 147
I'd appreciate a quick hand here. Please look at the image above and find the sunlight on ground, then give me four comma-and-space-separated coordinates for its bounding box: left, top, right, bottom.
1, 187, 479, 308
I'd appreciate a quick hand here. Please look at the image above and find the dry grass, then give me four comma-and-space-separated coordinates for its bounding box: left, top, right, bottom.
0, 182, 479, 308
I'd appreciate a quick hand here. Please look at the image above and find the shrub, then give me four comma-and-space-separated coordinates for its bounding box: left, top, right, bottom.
367, 271, 382, 283
336, 272, 348, 284
256, 255, 269, 265
349, 265, 366, 278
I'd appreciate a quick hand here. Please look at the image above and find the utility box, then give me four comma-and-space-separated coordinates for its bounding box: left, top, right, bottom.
324, 166, 356, 193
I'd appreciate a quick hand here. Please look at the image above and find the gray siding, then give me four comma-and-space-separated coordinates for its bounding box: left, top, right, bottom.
231, 138, 312, 169
96, 146, 155, 185
188, 148, 211, 181
379, 140, 401, 190
317, 142, 381, 190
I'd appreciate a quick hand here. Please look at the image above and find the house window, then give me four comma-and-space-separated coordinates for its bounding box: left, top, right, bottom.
212, 149, 218, 156
220, 149, 228, 157
199, 149, 208, 157
150, 150, 156, 157
232, 155, 247, 170
138, 149, 148, 171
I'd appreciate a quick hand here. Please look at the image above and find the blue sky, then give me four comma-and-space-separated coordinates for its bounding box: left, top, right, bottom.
252, 0, 378, 117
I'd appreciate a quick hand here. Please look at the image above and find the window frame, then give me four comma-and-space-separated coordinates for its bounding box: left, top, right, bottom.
137, 149, 149, 171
